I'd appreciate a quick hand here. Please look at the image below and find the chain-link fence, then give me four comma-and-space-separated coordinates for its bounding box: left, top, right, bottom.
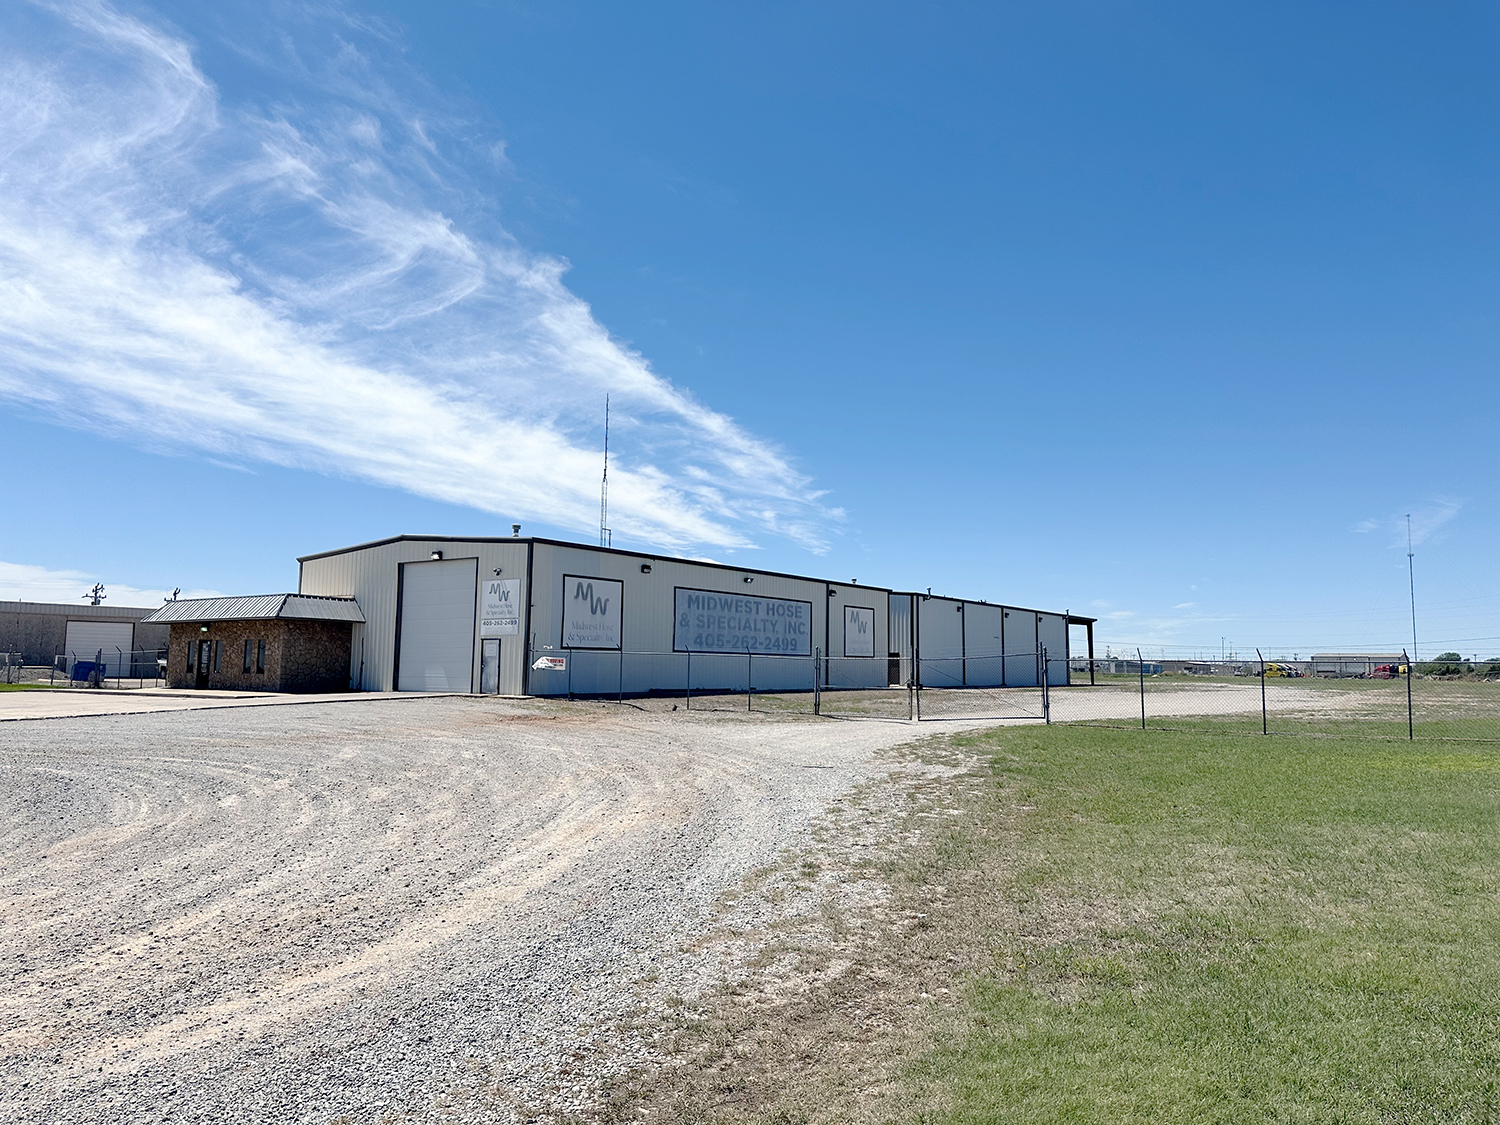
1049, 651, 1500, 743
519, 643, 1499, 740
0, 649, 169, 689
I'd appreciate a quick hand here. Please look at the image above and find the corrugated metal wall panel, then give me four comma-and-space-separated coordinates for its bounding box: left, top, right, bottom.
888, 594, 912, 686
1037, 612, 1068, 686
1003, 607, 1038, 686
917, 596, 965, 687
525, 545, 888, 696
300, 539, 529, 693
963, 603, 1004, 687
824, 584, 885, 689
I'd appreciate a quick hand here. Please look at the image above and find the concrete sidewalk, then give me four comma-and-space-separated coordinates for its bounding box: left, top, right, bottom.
0, 687, 456, 721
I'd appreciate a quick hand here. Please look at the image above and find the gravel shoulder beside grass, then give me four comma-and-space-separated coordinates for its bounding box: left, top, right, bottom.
599, 724, 1500, 1124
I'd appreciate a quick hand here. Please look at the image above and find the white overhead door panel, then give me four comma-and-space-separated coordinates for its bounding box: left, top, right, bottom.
397, 559, 477, 692
64, 621, 135, 675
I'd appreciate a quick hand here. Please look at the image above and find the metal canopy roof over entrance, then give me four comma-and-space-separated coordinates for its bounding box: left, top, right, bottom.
141, 594, 365, 624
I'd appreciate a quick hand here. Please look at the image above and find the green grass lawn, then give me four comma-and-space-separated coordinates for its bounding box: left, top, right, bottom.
916, 725, 1500, 1124
0, 683, 66, 691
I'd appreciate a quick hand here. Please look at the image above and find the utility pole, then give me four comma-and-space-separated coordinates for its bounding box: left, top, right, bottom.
1406, 514, 1418, 664
83, 583, 106, 606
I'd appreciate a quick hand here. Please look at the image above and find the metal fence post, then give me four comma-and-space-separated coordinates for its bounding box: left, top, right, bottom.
1404, 649, 1413, 741
1137, 647, 1146, 730
619, 648, 624, 704
686, 649, 692, 710
567, 648, 573, 701
1041, 646, 1050, 724
1257, 648, 1267, 735
747, 649, 752, 712
813, 648, 821, 715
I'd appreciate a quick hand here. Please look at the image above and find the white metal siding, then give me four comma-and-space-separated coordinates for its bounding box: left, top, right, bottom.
963, 604, 1004, 687
63, 621, 134, 675
396, 559, 478, 692
1002, 607, 1038, 687
888, 594, 912, 685
917, 597, 965, 687
1037, 613, 1068, 686
525, 545, 888, 696
301, 540, 529, 693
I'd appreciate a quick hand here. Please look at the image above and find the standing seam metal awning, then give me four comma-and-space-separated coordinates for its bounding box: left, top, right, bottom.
140, 594, 365, 624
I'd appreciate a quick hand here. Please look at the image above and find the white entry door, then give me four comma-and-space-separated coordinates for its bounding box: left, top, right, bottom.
397, 558, 478, 692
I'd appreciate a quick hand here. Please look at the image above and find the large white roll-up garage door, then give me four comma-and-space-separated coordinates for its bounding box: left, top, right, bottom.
63, 621, 135, 675
397, 558, 477, 692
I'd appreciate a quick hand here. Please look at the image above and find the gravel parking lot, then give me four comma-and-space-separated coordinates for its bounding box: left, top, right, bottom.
0, 695, 947, 1124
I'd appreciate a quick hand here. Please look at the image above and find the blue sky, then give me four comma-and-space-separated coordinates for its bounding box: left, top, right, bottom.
2, 0, 1496, 659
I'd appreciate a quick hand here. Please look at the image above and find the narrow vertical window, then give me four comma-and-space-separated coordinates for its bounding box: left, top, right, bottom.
243, 639, 253, 673
256, 640, 266, 674
212, 641, 220, 672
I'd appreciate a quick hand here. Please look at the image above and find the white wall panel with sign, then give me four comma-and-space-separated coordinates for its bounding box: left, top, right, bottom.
562, 575, 623, 649
673, 588, 812, 655
480, 578, 521, 637
843, 605, 876, 658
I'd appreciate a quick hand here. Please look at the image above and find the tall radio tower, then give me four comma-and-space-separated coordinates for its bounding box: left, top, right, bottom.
599, 395, 611, 548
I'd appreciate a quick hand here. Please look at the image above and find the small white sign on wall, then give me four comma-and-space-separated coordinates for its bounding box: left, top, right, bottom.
480, 578, 521, 637
562, 575, 623, 649
844, 605, 876, 658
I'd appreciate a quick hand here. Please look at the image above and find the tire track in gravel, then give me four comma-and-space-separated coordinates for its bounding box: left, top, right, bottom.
0, 696, 952, 1124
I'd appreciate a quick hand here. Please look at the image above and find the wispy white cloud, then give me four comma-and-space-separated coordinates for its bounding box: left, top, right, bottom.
0, 1, 839, 553
0, 561, 221, 606
1406, 498, 1462, 548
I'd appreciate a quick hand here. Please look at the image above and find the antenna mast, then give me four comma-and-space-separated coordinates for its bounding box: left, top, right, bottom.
1406, 513, 1417, 663
599, 394, 610, 548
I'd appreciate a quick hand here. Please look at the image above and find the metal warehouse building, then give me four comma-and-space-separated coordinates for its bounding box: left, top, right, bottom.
291, 534, 1092, 697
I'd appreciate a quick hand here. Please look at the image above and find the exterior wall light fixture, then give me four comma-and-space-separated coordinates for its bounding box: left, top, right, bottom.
430, 551, 443, 560
640, 564, 652, 574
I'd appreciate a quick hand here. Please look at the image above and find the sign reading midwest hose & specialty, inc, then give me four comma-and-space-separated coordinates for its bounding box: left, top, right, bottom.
562, 575, 623, 649
480, 578, 521, 637
673, 588, 812, 655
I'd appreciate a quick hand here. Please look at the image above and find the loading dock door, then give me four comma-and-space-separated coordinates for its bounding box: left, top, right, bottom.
63, 621, 135, 676
397, 558, 478, 692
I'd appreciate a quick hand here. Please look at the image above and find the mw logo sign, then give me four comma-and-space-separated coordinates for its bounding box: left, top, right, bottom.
562, 574, 623, 650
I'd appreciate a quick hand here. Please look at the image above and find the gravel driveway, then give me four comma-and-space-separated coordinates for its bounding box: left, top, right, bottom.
0, 696, 943, 1124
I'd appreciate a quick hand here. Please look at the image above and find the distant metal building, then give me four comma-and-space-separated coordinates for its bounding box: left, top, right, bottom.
1310, 653, 1406, 678
0, 600, 170, 675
